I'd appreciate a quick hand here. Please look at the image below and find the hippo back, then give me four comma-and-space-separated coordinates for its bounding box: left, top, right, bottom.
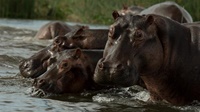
53, 27, 109, 49
139, 1, 193, 23
34, 21, 82, 39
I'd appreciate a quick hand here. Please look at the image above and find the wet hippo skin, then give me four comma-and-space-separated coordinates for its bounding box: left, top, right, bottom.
19, 27, 109, 78
118, 1, 193, 23
94, 11, 200, 105
34, 21, 83, 39
33, 49, 107, 94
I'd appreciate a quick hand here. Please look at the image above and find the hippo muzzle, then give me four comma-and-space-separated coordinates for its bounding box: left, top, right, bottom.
94, 58, 139, 87
19, 46, 54, 78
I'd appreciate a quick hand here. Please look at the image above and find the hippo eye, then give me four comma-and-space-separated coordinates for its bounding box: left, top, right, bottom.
60, 62, 69, 69
54, 38, 61, 45
134, 30, 142, 38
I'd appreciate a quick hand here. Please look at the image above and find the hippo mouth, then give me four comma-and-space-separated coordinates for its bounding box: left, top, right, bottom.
32, 78, 62, 94
94, 65, 139, 87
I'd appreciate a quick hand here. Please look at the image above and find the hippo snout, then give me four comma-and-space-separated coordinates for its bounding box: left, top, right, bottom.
97, 58, 107, 70
33, 78, 54, 92
94, 60, 118, 83
94, 59, 139, 87
19, 59, 29, 69
19, 58, 47, 78
19, 59, 33, 77
98, 61, 124, 75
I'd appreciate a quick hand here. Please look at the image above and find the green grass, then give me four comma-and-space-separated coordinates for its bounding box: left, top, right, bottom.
0, 0, 199, 25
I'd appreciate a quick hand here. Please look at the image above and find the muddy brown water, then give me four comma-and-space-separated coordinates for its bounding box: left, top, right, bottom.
0, 18, 199, 112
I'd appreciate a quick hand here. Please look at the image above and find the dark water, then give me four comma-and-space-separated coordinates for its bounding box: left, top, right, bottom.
0, 18, 199, 112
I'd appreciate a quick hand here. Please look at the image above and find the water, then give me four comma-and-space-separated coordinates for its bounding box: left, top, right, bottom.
0, 18, 199, 112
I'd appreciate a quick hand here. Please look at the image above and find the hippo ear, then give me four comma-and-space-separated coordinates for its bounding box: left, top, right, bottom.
72, 26, 87, 40
112, 10, 120, 20
74, 26, 84, 35
145, 15, 155, 26
73, 48, 82, 59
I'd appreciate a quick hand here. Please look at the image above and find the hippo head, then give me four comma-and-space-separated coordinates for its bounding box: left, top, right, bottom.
19, 26, 89, 78
19, 46, 56, 78
51, 26, 89, 50
94, 11, 163, 87
33, 49, 94, 94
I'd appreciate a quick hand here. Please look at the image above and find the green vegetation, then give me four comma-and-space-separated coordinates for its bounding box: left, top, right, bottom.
0, 0, 199, 25
0, 0, 34, 18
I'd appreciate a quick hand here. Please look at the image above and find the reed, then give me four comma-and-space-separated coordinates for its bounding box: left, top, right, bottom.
0, 0, 199, 25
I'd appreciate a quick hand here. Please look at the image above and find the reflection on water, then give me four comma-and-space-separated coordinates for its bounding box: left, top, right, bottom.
0, 18, 199, 112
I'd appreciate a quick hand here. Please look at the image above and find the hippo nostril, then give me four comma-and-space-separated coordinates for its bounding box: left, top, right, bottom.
38, 79, 46, 86
54, 38, 61, 45
98, 58, 106, 69
98, 62, 104, 69
20, 61, 30, 69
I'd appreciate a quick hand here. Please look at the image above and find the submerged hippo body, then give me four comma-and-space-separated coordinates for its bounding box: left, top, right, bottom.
34, 21, 82, 39
19, 27, 109, 78
33, 49, 106, 93
94, 12, 200, 105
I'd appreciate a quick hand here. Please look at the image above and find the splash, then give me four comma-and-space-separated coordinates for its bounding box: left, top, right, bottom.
25, 87, 47, 97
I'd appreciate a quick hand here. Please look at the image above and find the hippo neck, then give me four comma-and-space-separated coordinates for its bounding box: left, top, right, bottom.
84, 29, 108, 49
82, 50, 103, 68
142, 16, 200, 105
82, 50, 104, 89
157, 16, 191, 70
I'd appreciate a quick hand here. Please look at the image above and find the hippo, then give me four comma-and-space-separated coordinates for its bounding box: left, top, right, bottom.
34, 21, 84, 39
94, 11, 200, 105
32, 49, 106, 94
118, 1, 193, 23
140, 1, 193, 23
52, 26, 109, 50
19, 27, 109, 78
